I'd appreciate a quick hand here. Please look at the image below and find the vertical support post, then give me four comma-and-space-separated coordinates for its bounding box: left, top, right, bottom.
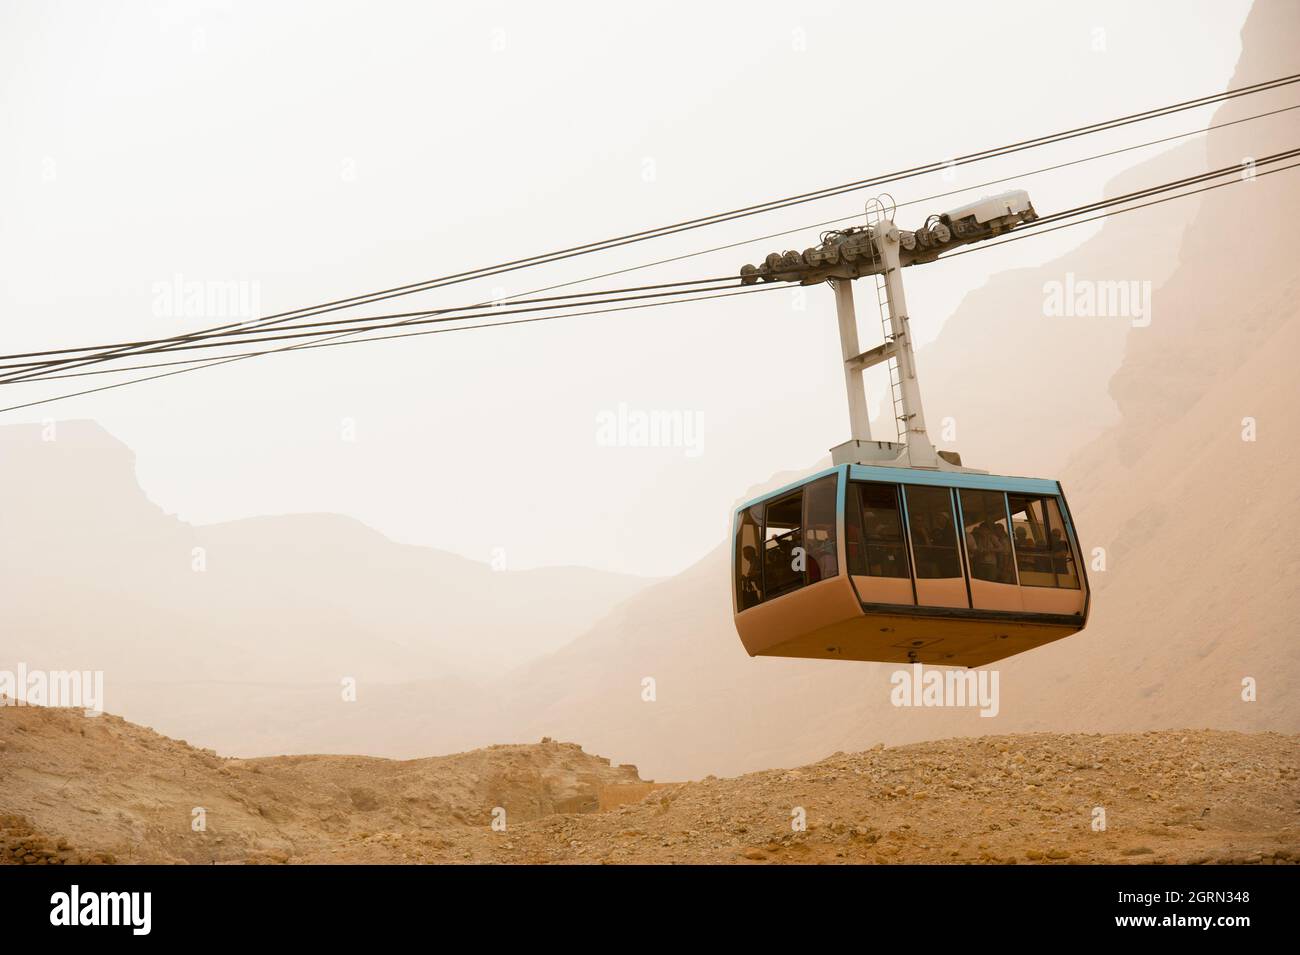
874, 222, 938, 468
832, 278, 872, 443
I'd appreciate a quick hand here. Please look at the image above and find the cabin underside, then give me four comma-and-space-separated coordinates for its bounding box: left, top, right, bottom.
752, 608, 1084, 668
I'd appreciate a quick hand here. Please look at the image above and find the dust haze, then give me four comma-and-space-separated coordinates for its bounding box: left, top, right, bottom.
1, 0, 1297, 866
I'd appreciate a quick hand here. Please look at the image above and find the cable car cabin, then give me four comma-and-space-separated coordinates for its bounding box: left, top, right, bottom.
732, 464, 1090, 668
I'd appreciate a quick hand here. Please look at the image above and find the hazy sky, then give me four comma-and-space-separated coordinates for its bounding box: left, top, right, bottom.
0, 0, 1256, 576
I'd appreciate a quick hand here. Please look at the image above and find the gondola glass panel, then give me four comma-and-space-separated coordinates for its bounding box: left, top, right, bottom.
1008, 493, 1085, 616
1044, 498, 1080, 589
803, 475, 839, 583
734, 503, 764, 611
762, 490, 804, 598
1008, 494, 1081, 590
1008, 494, 1053, 586
959, 488, 1022, 611
902, 485, 967, 608
847, 481, 913, 605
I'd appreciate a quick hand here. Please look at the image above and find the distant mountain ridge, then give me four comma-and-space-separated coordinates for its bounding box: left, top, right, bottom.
0, 418, 653, 687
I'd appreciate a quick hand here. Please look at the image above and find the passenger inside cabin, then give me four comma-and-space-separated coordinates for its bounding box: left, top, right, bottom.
740, 545, 761, 606
966, 521, 995, 578
1049, 527, 1070, 573
911, 515, 935, 575
992, 522, 1013, 578
912, 515, 932, 546
805, 532, 825, 582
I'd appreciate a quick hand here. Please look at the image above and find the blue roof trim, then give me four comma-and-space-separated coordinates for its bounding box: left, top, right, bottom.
849, 464, 1062, 495
733, 465, 845, 514
732, 464, 1064, 514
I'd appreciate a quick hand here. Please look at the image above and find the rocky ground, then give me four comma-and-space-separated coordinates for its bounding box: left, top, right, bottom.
1, 705, 1296, 864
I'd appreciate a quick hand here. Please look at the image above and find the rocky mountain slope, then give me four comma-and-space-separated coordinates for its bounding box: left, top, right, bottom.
0, 704, 652, 864
2, 707, 1295, 865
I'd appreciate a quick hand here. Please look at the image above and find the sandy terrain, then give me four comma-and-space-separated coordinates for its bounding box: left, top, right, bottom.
2, 705, 1295, 865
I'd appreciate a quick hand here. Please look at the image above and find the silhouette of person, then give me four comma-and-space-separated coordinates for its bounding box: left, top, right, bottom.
740, 545, 761, 606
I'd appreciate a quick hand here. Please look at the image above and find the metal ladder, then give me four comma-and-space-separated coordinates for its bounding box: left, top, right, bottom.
865, 198, 906, 443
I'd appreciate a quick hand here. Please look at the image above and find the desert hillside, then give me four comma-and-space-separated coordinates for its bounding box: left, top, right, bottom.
0, 704, 653, 864
2, 706, 1296, 865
